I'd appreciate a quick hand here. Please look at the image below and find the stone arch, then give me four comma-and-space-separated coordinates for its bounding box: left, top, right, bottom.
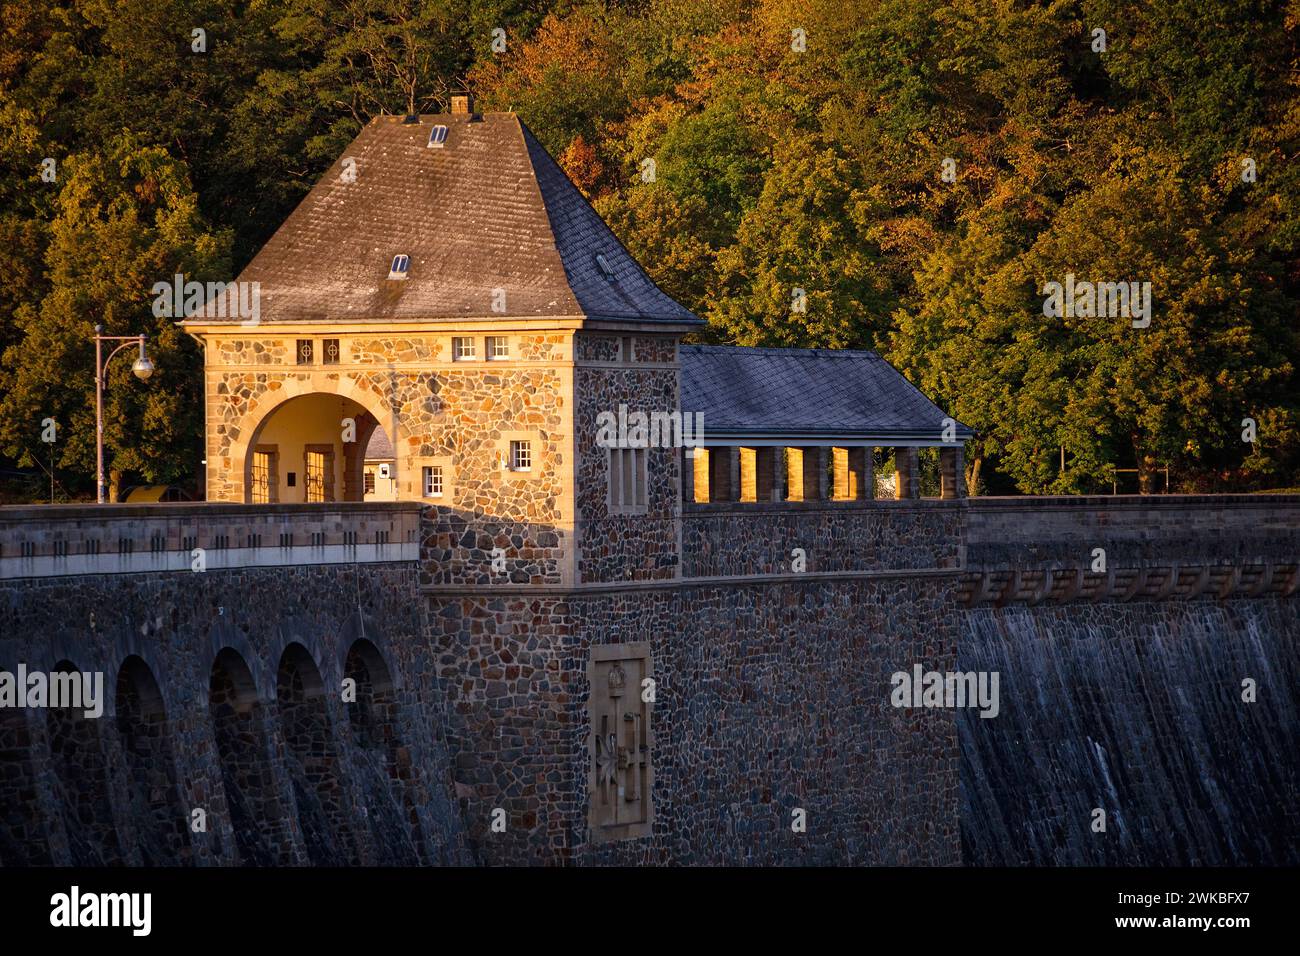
344, 633, 425, 863
46, 658, 123, 865
276, 642, 360, 865
228, 377, 400, 503
115, 655, 190, 865
0, 659, 50, 865
209, 647, 292, 865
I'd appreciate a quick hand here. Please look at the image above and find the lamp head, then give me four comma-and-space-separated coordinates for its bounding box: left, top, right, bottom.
132, 336, 154, 380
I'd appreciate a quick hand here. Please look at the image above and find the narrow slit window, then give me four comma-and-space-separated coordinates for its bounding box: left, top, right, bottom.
609, 449, 621, 509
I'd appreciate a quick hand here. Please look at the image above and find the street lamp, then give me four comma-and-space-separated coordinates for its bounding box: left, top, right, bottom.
94, 323, 155, 504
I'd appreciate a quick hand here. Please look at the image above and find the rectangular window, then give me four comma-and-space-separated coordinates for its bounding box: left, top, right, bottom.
609, 448, 648, 513
322, 338, 340, 365
621, 336, 634, 363
422, 465, 444, 498
251, 450, 276, 503
486, 335, 509, 359
304, 448, 333, 502
296, 339, 314, 365
453, 337, 476, 361
363, 470, 375, 494
510, 440, 532, 472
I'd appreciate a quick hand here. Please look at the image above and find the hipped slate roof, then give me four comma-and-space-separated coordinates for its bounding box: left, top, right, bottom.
364, 427, 395, 461
190, 113, 702, 326
680, 346, 974, 443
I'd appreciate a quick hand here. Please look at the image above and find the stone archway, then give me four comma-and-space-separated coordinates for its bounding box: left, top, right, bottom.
47, 659, 122, 866
209, 648, 292, 865
222, 378, 399, 504
345, 637, 426, 863
276, 643, 360, 865
0, 660, 50, 865
115, 655, 189, 865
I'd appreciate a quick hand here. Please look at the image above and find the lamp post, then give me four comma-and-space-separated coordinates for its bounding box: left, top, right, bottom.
94, 323, 155, 504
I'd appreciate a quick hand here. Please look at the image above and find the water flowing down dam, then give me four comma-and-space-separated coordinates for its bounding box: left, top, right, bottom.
960, 591, 1300, 865
1, 495, 1297, 865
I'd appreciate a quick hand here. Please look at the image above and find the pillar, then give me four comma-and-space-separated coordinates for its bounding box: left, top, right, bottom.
773, 447, 789, 501
832, 447, 872, 500
681, 446, 695, 503
693, 448, 710, 502
852, 446, 874, 500
940, 446, 967, 499
708, 446, 736, 502
739, 447, 758, 502
895, 447, 919, 500
755, 447, 777, 501
802, 447, 827, 500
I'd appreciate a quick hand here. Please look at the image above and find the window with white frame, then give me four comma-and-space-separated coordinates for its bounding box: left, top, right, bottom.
486, 335, 510, 359
509, 440, 532, 472
453, 336, 476, 360
422, 465, 444, 498
608, 447, 647, 513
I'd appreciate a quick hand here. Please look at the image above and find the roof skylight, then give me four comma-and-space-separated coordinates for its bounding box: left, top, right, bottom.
428, 125, 448, 148
388, 254, 410, 279
595, 253, 616, 281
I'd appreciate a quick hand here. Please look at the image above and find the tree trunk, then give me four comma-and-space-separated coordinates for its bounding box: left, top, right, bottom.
965, 456, 982, 497
1132, 434, 1157, 495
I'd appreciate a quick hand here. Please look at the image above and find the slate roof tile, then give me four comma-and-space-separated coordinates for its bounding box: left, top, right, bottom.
680, 345, 974, 441
191, 113, 702, 326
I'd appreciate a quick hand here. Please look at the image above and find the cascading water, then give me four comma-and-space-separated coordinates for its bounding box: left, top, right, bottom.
960, 597, 1299, 865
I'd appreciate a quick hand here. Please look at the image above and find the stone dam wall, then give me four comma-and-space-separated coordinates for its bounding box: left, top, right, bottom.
0, 495, 1296, 865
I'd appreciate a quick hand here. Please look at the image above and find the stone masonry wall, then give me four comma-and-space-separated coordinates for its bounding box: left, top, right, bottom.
683, 501, 965, 577
574, 331, 681, 584
0, 562, 470, 866
428, 576, 961, 866
205, 331, 574, 586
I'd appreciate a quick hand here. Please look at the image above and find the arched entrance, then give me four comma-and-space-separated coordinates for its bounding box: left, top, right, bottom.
276, 643, 359, 865
116, 656, 189, 865
47, 659, 122, 865
241, 392, 392, 504
209, 648, 291, 865
0, 660, 50, 865
345, 636, 425, 863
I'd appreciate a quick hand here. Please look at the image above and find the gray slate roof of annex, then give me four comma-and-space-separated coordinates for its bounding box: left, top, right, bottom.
680, 345, 974, 442
192, 113, 702, 326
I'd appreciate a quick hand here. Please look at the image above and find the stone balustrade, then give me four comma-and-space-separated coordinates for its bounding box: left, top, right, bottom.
0, 502, 421, 579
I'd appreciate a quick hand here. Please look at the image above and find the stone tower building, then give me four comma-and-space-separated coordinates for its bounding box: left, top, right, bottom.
180, 99, 975, 861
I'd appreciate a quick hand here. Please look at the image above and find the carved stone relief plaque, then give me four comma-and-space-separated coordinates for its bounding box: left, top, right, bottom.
587, 643, 653, 843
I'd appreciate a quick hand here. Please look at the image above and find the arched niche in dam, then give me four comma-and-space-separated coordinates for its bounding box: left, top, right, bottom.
344, 632, 425, 863
0, 660, 51, 865
46, 658, 123, 866
115, 655, 189, 865
209, 647, 293, 865
276, 642, 360, 865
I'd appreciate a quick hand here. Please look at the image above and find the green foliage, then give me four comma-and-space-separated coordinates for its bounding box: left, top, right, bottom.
0, 0, 1297, 495
0, 134, 229, 488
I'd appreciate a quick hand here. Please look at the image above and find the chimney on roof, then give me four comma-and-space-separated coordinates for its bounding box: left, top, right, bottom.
451, 94, 473, 115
